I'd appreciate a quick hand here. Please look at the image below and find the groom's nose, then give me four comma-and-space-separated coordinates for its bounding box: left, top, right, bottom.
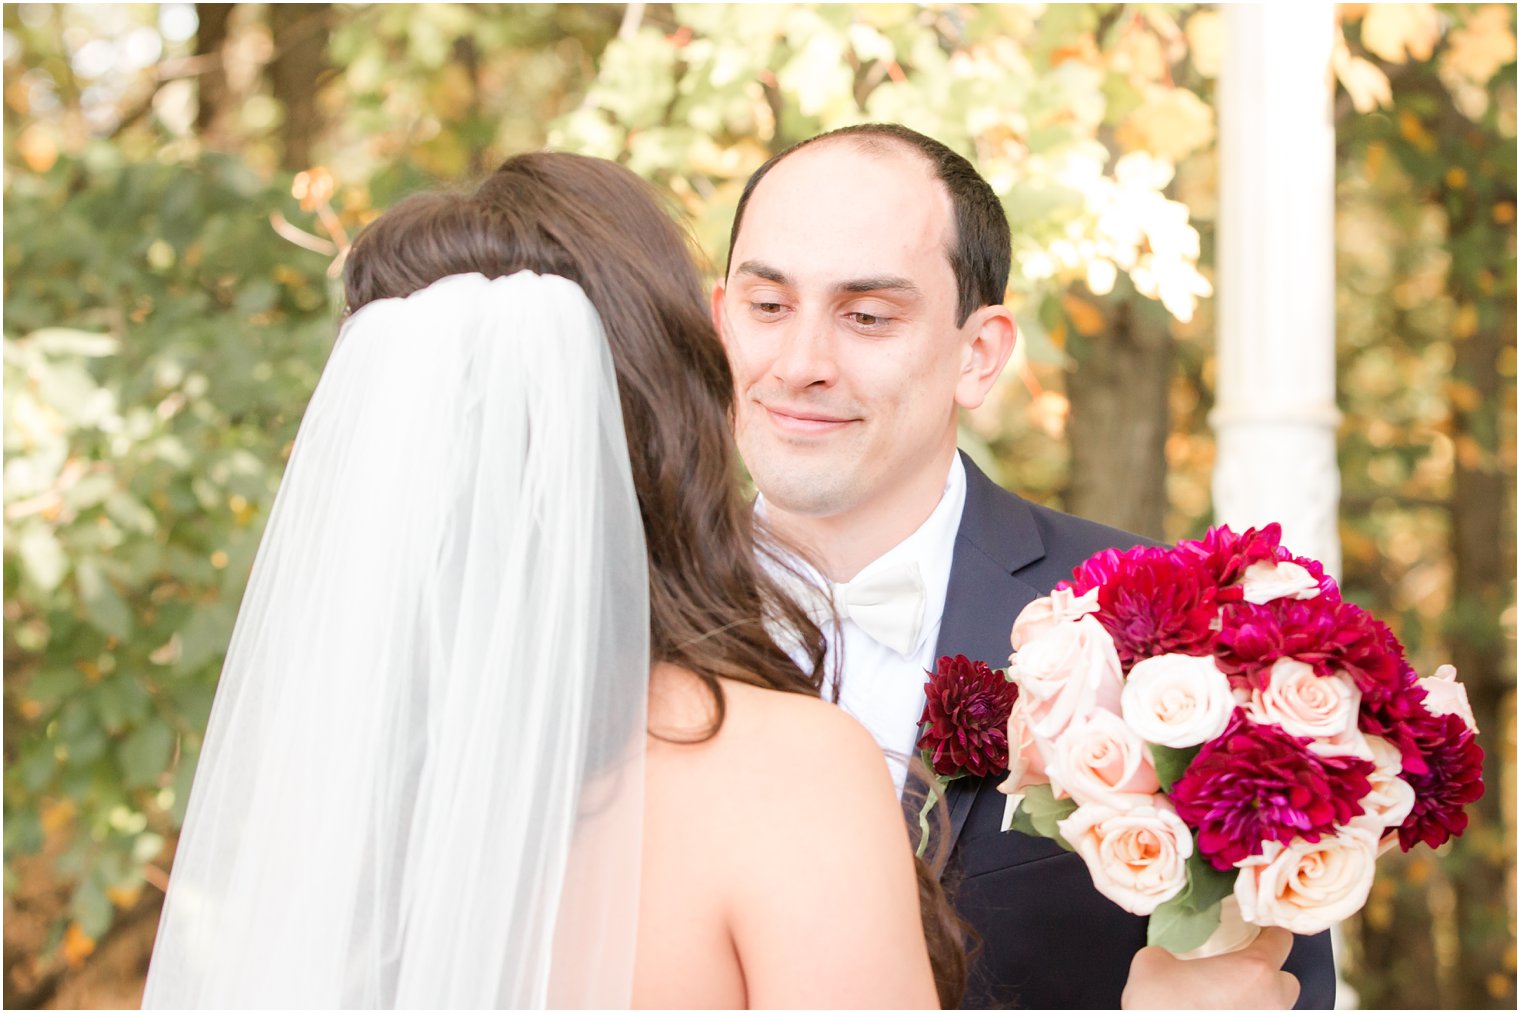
769, 311, 839, 390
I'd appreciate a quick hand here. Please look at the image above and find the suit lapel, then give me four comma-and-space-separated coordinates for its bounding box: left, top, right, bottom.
933, 453, 1048, 859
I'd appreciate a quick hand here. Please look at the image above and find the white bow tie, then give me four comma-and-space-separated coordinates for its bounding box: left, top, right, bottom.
819, 560, 927, 658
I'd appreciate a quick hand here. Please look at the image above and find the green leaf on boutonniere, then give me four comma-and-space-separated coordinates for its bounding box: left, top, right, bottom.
1149, 743, 1202, 791
1147, 891, 1223, 952
1006, 783, 1078, 850
1181, 849, 1237, 913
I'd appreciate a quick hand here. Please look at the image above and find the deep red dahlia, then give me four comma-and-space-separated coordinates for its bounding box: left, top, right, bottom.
1170, 710, 1376, 870
1397, 709, 1486, 851
916, 655, 1018, 779
1358, 660, 1433, 776
1064, 546, 1219, 669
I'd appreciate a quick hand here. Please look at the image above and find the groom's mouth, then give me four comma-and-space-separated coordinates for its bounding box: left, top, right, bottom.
759, 403, 857, 436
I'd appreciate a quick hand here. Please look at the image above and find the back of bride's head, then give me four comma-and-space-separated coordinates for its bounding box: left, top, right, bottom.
342, 152, 827, 713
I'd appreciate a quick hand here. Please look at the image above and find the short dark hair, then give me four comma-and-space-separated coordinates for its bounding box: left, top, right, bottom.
725, 123, 1011, 327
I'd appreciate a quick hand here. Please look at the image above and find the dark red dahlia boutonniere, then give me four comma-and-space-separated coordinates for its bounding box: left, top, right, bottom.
916, 654, 1019, 779
912, 655, 1019, 857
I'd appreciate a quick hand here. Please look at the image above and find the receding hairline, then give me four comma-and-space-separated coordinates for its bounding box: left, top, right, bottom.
730, 134, 957, 266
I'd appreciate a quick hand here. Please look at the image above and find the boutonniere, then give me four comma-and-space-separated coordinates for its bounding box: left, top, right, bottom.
912, 654, 1019, 855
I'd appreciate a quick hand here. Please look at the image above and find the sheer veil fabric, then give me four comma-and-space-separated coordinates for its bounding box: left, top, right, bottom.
142, 272, 650, 1008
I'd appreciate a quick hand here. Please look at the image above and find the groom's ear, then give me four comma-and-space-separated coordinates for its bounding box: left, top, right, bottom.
953, 305, 1017, 411
709, 282, 727, 338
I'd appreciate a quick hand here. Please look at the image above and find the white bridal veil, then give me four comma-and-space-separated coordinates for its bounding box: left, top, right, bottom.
143, 272, 650, 1008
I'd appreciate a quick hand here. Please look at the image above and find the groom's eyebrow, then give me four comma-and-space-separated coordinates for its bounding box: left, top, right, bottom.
838, 275, 919, 296
734, 261, 920, 301
734, 260, 791, 285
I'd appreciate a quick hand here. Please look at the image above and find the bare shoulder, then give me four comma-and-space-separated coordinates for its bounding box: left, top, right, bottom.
637, 667, 935, 1007
648, 667, 880, 768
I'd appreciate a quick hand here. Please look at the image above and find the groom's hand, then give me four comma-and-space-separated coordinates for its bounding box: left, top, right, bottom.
1121, 926, 1301, 1010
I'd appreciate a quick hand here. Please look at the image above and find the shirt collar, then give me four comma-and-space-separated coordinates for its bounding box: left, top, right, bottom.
847, 453, 966, 655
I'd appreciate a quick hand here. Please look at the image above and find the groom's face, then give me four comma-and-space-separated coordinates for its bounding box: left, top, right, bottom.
714, 142, 976, 526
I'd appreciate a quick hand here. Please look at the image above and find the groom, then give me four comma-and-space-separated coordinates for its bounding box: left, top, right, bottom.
712, 124, 1336, 1008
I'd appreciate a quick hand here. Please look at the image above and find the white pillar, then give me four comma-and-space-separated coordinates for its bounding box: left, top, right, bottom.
1214, 6, 1354, 1008
1211, 2, 1342, 578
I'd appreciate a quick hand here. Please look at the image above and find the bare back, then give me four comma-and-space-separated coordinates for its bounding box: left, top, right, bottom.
634, 665, 938, 1009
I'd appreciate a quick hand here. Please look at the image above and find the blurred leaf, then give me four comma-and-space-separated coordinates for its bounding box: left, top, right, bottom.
117, 723, 173, 790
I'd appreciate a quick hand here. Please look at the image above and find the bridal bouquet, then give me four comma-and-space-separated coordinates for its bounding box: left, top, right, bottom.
920, 524, 1484, 954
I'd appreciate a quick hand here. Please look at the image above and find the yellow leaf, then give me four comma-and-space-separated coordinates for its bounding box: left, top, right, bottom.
1115, 23, 1168, 86
1185, 10, 1225, 78
62, 923, 96, 967
1063, 294, 1107, 337
1117, 88, 1215, 161
1361, 3, 1440, 64
41, 799, 75, 834
107, 882, 143, 909
1446, 166, 1469, 188
1454, 303, 1479, 339
1398, 108, 1436, 152
17, 123, 58, 173
1335, 39, 1394, 113
1444, 5, 1518, 86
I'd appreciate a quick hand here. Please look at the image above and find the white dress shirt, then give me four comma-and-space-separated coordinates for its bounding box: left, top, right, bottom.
761, 455, 967, 793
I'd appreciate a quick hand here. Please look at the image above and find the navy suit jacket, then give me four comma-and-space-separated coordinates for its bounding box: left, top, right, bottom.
930, 454, 1335, 1009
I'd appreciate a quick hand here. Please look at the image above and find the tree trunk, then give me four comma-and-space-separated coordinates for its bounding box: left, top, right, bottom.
193, 4, 235, 137
268, 3, 331, 171
1064, 284, 1172, 540
1445, 220, 1516, 1013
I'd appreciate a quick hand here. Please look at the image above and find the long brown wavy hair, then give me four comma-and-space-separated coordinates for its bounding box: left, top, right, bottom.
342, 151, 966, 1007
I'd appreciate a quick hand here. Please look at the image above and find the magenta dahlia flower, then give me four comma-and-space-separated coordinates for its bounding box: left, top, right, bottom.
1397, 709, 1486, 850
1170, 710, 1376, 870
1358, 660, 1434, 776
1064, 546, 1219, 669
1174, 524, 1286, 586
1213, 597, 1403, 697
917, 655, 1019, 779
1173, 523, 1341, 602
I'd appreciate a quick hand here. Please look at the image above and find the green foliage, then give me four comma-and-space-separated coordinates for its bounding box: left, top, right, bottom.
550, 2, 1215, 331
3, 147, 338, 938
1145, 850, 1238, 952
1006, 782, 1078, 848
1148, 743, 1201, 792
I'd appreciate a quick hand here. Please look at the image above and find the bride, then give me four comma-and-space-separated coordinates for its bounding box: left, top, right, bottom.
142, 151, 952, 1008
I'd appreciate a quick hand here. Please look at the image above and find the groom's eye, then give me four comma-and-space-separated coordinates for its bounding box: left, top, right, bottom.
750, 301, 786, 318
847, 311, 890, 328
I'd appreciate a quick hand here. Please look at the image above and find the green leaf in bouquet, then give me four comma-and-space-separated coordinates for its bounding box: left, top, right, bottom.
1007, 783, 1078, 850
1149, 743, 1202, 791
1181, 849, 1237, 913
1147, 891, 1222, 953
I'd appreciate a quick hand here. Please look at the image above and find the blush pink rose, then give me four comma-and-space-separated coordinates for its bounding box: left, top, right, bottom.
1047, 710, 1161, 808
1418, 664, 1478, 732
1008, 614, 1124, 741
1009, 586, 1100, 653
997, 692, 1051, 798
1233, 823, 1379, 934
1246, 658, 1361, 740
1057, 801, 1192, 916
1121, 653, 1234, 748
1359, 735, 1416, 830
